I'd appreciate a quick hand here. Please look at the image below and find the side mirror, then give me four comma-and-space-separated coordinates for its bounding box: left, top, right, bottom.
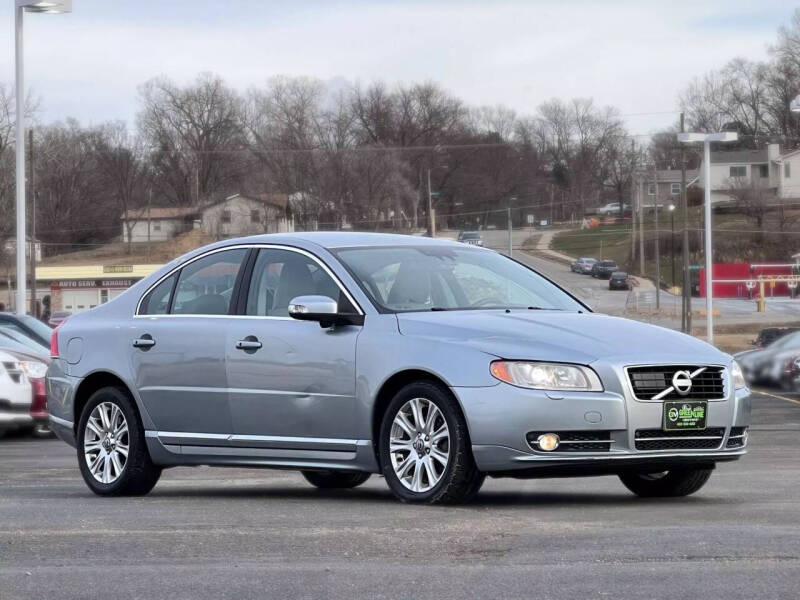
288, 295, 364, 327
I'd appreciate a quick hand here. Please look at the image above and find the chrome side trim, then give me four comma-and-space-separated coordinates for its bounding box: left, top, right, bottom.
49, 414, 74, 428
138, 386, 350, 398
147, 430, 360, 450
134, 243, 364, 317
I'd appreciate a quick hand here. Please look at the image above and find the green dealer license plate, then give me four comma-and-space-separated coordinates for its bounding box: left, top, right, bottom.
663, 400, 707, 431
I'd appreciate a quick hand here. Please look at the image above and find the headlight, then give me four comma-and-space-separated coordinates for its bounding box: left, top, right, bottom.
731, 360, 747, 390
490, 361, 603, 391
18, 360, 48, 380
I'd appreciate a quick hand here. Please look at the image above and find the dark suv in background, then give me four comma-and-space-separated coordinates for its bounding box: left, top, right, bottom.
591, 260, 618, 279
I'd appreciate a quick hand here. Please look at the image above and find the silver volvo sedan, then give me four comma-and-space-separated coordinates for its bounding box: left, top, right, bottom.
46, 233, 751, 503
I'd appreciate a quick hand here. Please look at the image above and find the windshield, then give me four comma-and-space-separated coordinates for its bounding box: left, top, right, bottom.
334, 246, 586, 313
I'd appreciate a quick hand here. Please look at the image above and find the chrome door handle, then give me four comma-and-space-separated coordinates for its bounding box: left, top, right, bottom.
236, 338, 262, 351
133, 337, 156, 348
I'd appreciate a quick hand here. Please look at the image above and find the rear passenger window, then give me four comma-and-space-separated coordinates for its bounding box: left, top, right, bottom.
172, 249, 247, 315
140, 273, 177, 315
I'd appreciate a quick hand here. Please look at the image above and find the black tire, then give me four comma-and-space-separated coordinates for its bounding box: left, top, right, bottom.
379, 380, 485, 504
301, 470, 371, 489
76, 386, 161, 496
618, 468, 712, 498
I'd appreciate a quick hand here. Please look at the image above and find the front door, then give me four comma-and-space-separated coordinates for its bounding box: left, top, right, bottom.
225, 247, 361, 449
131, 248, 248, 440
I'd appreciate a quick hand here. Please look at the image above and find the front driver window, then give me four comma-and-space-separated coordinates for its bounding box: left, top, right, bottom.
246, 249, 353, 317
171, 249, 247, 315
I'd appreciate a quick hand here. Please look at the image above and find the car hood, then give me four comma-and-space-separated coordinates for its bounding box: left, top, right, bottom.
396, 310, 728, 365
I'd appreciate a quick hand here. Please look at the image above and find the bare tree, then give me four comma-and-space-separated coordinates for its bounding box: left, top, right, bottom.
725, 176, 774, 229
91, 122, 150, 254
138, 73, 246, 205
34, 120, 109, 252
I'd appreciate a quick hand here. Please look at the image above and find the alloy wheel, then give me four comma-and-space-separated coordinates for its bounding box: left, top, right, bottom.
389, 397, 450, 493
83, 401, 129, 484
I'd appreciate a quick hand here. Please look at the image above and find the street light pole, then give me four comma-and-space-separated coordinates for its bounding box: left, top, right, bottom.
677, 131, 738, 345
14, 4, 25, 313
427, 168, 434, 237
669, 204, 676, 289
652, 163, 660, 309
13, 0, 72, 315
703, 140, 712, 342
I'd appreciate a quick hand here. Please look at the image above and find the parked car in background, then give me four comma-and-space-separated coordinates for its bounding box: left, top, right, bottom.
0, 349, 34, 438
0, 330, 51, 437
570, 257, 597, 274
752, 327, 800, 349
48, 311, 71, 328
596, 202, 631, 217
457, 231, 483, 246
591, 260, 618, 279
609, 271, 631, 290
735, 331, 800, 387
48, 232, 749, 503
0, 312, 53, 347
780, 355, 800, 391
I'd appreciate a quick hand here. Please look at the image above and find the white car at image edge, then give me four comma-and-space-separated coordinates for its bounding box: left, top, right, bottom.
0, 349, 34, 435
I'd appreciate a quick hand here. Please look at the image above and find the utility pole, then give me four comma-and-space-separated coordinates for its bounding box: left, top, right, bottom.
427, 168, 435, 237
28, 128, 36, 317
630, 140, 637, 264
680, 112, 691, 333
638, 177, 645, 276
652, 163, 660, 309
147, 188, 152, 262
508, 196, 516, 257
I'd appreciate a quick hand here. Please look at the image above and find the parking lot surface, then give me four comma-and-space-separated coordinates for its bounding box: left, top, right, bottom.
1, 391, 798, 600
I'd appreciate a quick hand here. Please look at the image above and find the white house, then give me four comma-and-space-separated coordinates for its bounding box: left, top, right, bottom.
776, 148, 800, 199
695, 143, 800, 203
696, 144, 779, 205
121, 193, 293, 243
201, 193, 293, 238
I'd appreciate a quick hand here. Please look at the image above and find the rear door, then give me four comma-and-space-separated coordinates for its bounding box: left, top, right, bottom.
224, 246, 362, 449
131, 247, 248, 441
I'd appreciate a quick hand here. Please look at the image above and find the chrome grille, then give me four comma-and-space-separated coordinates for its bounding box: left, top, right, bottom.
627, 365, 725, 400
634, 427, 725, 451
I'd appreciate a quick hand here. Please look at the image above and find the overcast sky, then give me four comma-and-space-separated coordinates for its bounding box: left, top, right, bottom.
0, 0, 794, 135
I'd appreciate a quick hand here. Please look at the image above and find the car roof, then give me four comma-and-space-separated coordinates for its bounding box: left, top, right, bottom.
222, 232, 466, 250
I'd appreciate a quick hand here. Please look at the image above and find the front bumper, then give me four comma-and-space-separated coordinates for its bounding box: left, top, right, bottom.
455, 380, 751, 473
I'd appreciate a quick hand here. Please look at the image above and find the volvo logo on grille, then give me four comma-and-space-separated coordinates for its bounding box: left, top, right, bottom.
672, 370, 693, 396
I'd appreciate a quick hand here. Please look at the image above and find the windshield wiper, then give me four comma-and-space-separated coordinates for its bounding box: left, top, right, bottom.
429, 307, 452, 311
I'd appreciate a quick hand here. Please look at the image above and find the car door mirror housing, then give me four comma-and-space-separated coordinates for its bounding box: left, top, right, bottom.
288, 295, 364, 327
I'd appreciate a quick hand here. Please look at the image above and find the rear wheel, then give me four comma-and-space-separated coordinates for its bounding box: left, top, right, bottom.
379, 381, 484, 504
301, 470, 370, 489
77, 386, 161, 496
618, 468, 712, 497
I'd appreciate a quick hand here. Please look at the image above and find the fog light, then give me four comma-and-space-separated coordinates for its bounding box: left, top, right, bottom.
742, 430, 749, 446
537, 433, 560, 452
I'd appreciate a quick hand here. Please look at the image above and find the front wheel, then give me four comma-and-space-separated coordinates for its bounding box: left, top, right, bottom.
379, 381, 484, 504
77, 386, 161, 496
301, 470, 370, 489
618, 468, 712, 497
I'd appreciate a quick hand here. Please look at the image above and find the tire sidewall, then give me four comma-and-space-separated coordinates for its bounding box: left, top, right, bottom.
76, 387, 144, 495
379, 382, 465, 503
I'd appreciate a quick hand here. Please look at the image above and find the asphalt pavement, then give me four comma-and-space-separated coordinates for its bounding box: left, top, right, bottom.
1, 391, 799, 600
